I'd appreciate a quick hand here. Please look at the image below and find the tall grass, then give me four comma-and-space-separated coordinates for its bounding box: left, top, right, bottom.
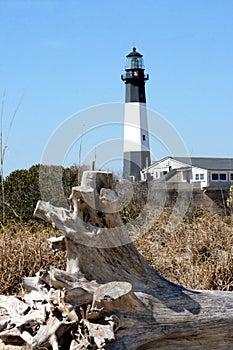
0, 221, 65, 295
0, 209, 233, 295
135, 208, 233, 290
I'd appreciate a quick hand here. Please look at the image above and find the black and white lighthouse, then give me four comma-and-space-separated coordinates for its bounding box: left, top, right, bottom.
121, 47, 151, 180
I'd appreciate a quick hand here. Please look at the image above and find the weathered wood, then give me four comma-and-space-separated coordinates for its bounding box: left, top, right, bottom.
0, 316, 10, 332
83, 318, 115, 348
22, 277, 40, 291
30, 317, 62, 349
47, 235, 65, 252
1, 170, 233, 349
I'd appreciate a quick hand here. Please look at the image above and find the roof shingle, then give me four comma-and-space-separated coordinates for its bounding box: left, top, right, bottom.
174, 157, 233, 171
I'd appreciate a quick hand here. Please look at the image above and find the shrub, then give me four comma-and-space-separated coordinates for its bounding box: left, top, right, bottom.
0, 164, 87, 223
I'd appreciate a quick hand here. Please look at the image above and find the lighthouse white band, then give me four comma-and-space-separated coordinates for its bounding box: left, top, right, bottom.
123, 102, 150, 153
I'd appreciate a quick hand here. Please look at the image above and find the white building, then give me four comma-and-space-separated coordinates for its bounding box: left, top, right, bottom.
141, 156, 233, 190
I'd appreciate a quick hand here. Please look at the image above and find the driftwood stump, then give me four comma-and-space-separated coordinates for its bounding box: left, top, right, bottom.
1, 170, 233, 349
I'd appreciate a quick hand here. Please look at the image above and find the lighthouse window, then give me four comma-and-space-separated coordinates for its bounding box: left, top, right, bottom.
131, 58, 138, 69
142, 135, 146, 141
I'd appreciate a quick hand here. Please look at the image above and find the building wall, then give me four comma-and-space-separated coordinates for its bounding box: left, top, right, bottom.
207, 171, 233, 188
192, 168, 208, 188
145, 158, 189, 180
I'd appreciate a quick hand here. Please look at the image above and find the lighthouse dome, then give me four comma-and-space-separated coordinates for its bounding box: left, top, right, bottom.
125, 47, 144, 70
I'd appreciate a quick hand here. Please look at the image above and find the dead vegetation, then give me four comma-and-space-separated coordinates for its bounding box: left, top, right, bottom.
0, 221, 66, 295
135, 208, 233, 291
0, 208, 233, 296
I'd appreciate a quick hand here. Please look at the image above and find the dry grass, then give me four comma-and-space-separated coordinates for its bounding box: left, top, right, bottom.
0, 209, 233, 296
0, 221, 66, 295
135, 208, 233, 291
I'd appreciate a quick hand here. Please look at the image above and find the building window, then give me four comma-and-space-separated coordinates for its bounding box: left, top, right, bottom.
231, 174, 233, 181
195, 173, 204, 181
142, 135, 146, 141
211, 173, 227, 181
220, 173, 227, 181
212, 173, 219, 181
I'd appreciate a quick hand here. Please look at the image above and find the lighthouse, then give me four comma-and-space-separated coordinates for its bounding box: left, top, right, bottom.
121, 47, 151, 180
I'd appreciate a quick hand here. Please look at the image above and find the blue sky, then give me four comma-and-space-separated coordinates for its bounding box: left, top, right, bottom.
0, 0, 232, 176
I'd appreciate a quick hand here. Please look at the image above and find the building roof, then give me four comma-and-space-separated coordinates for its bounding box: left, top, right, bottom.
126, 47, 143, 58
174, 157, 233, 171
146, 156, 233, 172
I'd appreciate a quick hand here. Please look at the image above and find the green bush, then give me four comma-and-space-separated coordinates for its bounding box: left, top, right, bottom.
0, 164, 87, 223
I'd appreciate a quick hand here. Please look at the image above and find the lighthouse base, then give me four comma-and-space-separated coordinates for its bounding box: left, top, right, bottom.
123, 151, 151, 181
